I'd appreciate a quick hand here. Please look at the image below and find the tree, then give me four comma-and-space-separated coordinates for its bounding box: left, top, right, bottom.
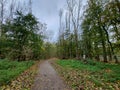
0, 0, 7, 36
9, 0, 16, 21
81, 0, 108, 62
56, 0, 119, 63
28, 0, 32, 13
81, 0, 119, 63
67, 0, 81, 59
2, 11, 44, 61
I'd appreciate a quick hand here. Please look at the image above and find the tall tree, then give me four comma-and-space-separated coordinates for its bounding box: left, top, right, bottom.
0, 0, 6, 36
29, 0, 32, 13
67, 0, 81, 59
81, 0, 108, 62
9, 0, 16, 21
3, 11, 44, 61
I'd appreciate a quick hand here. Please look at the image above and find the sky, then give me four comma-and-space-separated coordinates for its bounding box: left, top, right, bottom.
32, 0, 66, 42
31, 0, 87, 42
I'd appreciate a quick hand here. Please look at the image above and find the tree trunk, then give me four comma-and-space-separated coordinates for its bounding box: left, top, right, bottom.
102, 25, 118, 63
75, 30, 79, 59
94, 43, 100, 61
99, 28, 107, 62
102, 40, 108, 62
108, 46, 112, 61
98, 21, 107, 62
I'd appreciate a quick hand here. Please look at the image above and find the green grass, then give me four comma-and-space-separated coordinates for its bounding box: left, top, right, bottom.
57, 60, 120, 83
0, 59, 34, 85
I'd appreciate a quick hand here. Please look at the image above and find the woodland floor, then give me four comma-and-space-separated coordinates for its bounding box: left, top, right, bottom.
1, 59, 119, 90
31, 60, 70, 90
52, 60, 120, 90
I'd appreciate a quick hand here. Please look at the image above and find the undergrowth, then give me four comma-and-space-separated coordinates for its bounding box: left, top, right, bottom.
55, 59, 120, 89
0, 59, 34, 85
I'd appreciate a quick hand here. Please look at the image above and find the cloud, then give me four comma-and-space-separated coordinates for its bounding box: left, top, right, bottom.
32, 0, 66, 42
32, 0, 87, 42
6, 0, 87, 42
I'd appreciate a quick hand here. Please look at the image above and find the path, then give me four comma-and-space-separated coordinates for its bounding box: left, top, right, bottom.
31, 60, 70, 90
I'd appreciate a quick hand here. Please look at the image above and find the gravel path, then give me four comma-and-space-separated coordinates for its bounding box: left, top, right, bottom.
31, 60, 70, 90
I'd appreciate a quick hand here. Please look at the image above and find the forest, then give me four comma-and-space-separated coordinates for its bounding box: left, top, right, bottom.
57, 0, 120, 63
0, 0, 120, 90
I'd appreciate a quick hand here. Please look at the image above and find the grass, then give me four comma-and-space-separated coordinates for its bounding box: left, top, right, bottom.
56, 59, 120, 89
0, 59, 34, 85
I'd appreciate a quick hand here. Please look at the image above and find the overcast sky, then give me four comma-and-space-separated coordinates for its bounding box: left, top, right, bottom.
31, 0, 87, 42
32, 0, 66, 42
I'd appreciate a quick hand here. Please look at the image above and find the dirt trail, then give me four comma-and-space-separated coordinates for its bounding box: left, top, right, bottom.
31, 60, 70, 90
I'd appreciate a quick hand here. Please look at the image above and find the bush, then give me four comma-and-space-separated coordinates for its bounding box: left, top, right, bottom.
0, 59, 34, 85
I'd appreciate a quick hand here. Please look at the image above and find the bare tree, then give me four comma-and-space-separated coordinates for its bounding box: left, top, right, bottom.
67, 0, 81, 59
59, 9, 63, 38
9, 0, 16, 21
0, 0, 6, 36
58, 9, 63, 58
29, 0, 32, 13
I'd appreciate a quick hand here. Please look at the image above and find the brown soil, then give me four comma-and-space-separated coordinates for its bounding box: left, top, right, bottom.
31, 60, 70, 90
